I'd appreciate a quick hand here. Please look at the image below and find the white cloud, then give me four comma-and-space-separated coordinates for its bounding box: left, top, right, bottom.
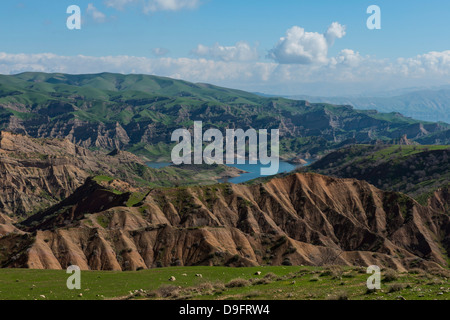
144, 0, 199, 12
330, 49, 363, 68
1, 50, 450, 95
87, 3, 107, 23
0, 52, 274, 85
104, 0, 200, 12
398, 51, 450, 76
104, 0, 135, 10
325, 22, 346, 46
152, 47, 170, 56
191, 41, 259, 62
268, 22, 346, 65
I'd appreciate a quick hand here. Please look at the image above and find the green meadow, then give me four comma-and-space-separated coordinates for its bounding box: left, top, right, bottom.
0, 266, 448, 300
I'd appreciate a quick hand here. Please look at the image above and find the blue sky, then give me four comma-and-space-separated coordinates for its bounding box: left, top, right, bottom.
0, 0, 450, 95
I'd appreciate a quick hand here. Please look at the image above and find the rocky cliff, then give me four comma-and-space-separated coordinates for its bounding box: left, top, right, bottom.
429, 186, 450, 214
1, 173, 448, 272
0, 131, 155, 218
0, 131, 246, 220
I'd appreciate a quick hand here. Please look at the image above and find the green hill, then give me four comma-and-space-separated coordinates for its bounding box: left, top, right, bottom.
305, 144, 450, 203
0, 72, 449, 161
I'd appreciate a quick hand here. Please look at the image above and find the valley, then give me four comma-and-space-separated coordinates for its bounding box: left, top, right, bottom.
2, 0, 450, 305
0, 73, 448, 302
0, 131, 244, 220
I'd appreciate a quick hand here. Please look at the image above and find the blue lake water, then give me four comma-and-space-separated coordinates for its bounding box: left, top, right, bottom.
219, 161, 311, 184
147, 160, 312, 184
146, 162, 173, 169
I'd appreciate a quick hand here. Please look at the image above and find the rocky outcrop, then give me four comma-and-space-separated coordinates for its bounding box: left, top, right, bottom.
0, 131, 248, 220
2, 173, 448, 272
0, 131, 153, 218
399, 134, 414, 146
429, 186, 450, 214
0, 213, 22, 237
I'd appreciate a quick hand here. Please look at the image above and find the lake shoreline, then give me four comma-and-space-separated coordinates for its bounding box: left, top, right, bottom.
147, 160, 312, 184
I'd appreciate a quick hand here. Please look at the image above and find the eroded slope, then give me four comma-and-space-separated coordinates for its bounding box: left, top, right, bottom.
2, 173, 448, 272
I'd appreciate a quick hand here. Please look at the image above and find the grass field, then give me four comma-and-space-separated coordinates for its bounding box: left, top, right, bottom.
0, 266, 448, 300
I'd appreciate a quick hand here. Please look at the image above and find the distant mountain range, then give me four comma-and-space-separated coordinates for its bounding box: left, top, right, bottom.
0, 72, 449, 162
282, 88, 450, 124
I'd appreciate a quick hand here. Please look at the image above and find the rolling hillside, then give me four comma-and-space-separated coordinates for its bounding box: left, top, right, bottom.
304, 144, 450, 203
0, 72, 448, 161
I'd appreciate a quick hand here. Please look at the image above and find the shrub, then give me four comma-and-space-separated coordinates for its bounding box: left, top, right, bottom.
263, 272, 277, 280
213, 281, 226, 291
157, 285, 180, 298
321, 266, 343, 279
408, 268, 425, 275
226, 278, 250, 288
365, 288, 377, 295
309, 275, 320, 282
388, 283, 405, 293
327, 291, 349, 300
342, 272, 356, 279
283, 272, 296, 280
356, 267, 367, 274
253, 278, 272, 285
146, 291, 160, 298
196, 282, 215, 293
383, 269, 399, 282
428, 268, 450, 278
426, 278, 444, 286
284, 247, 297, 255
245, 290, 262, 298
282, 258, 293, 266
